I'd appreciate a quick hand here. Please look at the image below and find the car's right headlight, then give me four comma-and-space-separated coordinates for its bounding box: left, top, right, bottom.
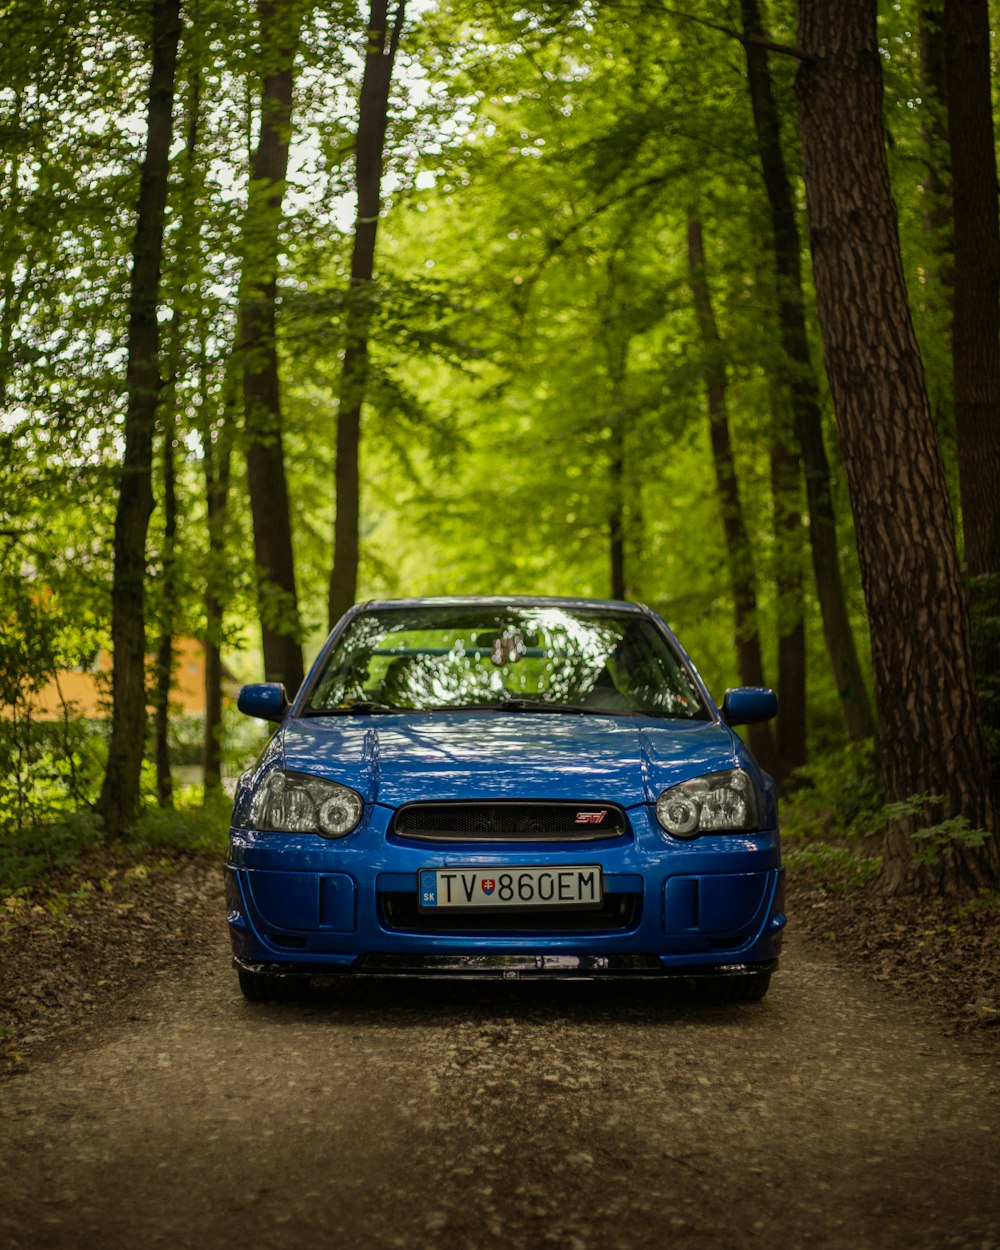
655, 768, 761, 839
251, 769, 363, 838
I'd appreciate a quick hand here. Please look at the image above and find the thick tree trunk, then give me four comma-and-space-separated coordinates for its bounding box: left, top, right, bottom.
97, 0, 182, 840
795, 0, 998, 894
239, 0, 305, 692
944, 0, 1000, 788
687, 216, 777, 776
741, 0, 876, 745
329, 0, 406, 628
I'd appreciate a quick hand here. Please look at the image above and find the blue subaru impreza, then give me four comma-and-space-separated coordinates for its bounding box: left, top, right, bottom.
225, 597, 784, 1001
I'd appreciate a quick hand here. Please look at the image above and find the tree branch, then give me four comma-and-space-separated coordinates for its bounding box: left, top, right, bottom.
657, 3, 811, 61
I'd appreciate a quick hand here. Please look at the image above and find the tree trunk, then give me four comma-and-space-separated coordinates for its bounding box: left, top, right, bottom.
741, 0, 876, 745
686, 215, 777, 776
152, 61, 201, 810
944, 0, 1000, 789
202, 363, 235, 795
203, 434, 231, 793
239, 0, 305, 691
795, 0, 999, 894
602, 298, 630, 602
153, 413, 177, 807
329, 0, 406, 628
769, 380, 807, 778
97, 0, 182, 840
609, 441, 626, 601
918, 3, 953, 296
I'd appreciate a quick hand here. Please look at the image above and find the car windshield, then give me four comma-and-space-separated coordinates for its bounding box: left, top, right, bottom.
302, 605, 710, 719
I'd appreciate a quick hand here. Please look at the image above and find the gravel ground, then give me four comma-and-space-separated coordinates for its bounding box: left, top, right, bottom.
1, 854, 999, 1250
1, 925, 998, 1250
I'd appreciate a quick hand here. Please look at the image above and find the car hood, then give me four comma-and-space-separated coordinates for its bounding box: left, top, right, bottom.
279, 712, 743, 807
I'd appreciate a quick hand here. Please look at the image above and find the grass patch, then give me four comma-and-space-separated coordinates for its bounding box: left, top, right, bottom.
0, 788, 232, 897
780, 740, 883, 891
128, 788, 232, 857
783, 841, 882, 891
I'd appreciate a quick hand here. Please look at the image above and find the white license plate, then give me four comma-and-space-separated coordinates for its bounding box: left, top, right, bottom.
418, 865, 603, 911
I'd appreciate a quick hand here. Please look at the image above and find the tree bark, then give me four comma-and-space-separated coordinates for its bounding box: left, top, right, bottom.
201, 357, 235, 795
328, 0, 406, 628
686, 215, 777, 776
152, 61, 201, 809
97, 0, 182, 840
944, 0, 1000, 788
203, 416, 232, 793
741, 0, 876, 745
153, 412, 177, 807
609, 442, 626, 601
239, 0, 305, 691
795, 0, 998, 894
602, 291, 630, 602
769, 379, 807, 778
918, 3, 953, 295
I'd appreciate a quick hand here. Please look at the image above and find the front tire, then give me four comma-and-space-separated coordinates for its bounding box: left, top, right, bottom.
237, 967, 309, 1002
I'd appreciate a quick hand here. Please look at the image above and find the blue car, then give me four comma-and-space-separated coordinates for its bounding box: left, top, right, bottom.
225, 597, 784, 1002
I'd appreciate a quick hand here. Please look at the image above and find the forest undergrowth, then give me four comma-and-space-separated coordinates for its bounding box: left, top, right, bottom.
781, 747, 1000, 1039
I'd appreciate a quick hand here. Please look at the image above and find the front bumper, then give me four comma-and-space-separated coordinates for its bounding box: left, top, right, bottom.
225, 804, 785, 977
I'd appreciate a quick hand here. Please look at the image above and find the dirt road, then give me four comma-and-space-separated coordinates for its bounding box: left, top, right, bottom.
1, 925, 998, 1250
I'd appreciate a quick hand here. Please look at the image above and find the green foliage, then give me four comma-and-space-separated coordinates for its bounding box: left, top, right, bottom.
781, 740, 882, 842
0, 787, 232, 896
780, 741, 882, 890
128, 788, 232, 856
0, 809, 104, 895
783, 841, 882, 891
879, 792, 992, 868
0, 577, 107, 844
0, 717, 106, 836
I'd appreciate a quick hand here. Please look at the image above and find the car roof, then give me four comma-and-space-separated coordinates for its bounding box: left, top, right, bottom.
359, 596, 647, 613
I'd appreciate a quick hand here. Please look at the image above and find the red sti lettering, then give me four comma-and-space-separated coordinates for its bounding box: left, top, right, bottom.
575, 811, 607, 825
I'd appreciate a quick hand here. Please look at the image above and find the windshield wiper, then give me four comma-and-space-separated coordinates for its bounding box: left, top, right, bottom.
497, 699, 590, 713
299, 701, 400, 716
420, 699, 595, 714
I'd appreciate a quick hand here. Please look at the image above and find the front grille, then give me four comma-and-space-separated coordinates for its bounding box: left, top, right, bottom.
392, 801, 628, 842
379, 891, 640, 933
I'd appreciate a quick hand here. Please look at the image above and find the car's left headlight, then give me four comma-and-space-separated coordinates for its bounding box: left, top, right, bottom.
251, 769, 363, 838
655, 768, 761, 838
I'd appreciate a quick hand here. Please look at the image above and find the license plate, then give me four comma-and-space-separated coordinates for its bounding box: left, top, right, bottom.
418, 865, 602, 911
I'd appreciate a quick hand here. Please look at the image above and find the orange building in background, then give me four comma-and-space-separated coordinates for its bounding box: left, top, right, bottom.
27, 639, 232, 719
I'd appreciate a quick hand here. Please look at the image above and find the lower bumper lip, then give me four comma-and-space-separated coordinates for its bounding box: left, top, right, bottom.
233, 954, 779, 981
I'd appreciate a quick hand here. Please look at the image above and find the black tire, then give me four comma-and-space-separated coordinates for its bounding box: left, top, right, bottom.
700, 970, 771, 1003
237, 967, 309, 1002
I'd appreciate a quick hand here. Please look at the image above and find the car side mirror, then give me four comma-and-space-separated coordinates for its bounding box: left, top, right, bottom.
721, 687, 778, 725
237, 682, 289, 722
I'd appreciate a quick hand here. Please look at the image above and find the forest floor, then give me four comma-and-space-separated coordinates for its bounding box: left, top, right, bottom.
1, 846, 998, 1077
